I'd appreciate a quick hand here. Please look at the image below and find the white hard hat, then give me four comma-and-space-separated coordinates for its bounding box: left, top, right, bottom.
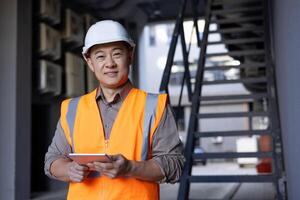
82, 20, 135, 56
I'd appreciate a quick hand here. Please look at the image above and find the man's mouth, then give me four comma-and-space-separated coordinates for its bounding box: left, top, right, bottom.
104, 71, 118, 77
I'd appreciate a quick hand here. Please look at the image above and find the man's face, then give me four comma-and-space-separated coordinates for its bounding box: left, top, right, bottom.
86, 41, 133, 89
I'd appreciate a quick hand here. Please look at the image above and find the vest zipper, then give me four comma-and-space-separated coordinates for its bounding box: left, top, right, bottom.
104, 140, 109, 153
103, 139, 109, 199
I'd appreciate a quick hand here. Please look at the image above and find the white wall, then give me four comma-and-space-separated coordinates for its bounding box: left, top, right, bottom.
272, 0, 300, 199
0, 2, 17, 199
138, 3, 300, 197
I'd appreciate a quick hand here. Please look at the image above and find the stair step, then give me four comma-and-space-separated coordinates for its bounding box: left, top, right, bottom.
200, 93, 268, 101
188, 175, 276, 183
210, 16, 263, 25
197, 111, 268, 118
204, 62, 266, 71
207, 37, 264, 45
193, 152, 273, 159
202, 77, 267, 85
212, 0, 262, 6
195, 129, 271, 137
211, 6, 263, 15
206, 49, 265, 57
209, 26, 264, 34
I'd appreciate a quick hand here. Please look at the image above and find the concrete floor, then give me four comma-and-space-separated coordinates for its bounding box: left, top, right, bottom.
32, 162, 276, 200
160, 162, 276, 200
160, 182, 276, 200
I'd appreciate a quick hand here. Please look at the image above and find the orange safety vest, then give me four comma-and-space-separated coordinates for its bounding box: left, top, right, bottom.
60, 88, 167, 200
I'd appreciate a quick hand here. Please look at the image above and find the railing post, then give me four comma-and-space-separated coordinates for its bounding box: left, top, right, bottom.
159, 0, 188, 93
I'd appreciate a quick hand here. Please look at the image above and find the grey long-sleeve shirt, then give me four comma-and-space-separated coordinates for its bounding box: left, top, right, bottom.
44, 81, 185, 183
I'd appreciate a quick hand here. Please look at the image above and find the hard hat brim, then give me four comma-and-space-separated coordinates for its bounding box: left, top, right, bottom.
82, 37, 135, 56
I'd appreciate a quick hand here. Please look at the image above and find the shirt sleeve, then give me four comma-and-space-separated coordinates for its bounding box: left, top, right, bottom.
151, 104, 185, 184
44, 120, 71, 179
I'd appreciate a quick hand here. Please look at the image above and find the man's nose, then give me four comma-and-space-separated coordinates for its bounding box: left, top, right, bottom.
105, 55, 116, 68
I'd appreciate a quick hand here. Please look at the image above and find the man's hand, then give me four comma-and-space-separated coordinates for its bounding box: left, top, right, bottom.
66, 161, 90, 182
86, 154, 165, 182
87, 154, 132, 179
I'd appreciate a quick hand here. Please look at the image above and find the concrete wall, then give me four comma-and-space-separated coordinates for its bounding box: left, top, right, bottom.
272, 0, 300, 199
0, 0, 32, 199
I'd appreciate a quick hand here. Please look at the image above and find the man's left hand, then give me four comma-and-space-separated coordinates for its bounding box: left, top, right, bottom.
87, 154, 132, 179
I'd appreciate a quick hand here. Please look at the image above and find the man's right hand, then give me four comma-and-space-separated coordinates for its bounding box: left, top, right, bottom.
66, 162, 90, 182
50, 158, 90, 182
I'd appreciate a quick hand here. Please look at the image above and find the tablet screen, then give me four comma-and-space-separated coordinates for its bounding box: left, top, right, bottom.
68, 153, 112, 165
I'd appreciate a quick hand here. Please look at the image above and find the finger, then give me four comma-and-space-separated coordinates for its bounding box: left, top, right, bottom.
70, 176, 84, 183
69, 168, 85, 177
70, 166, 86, 176
76, 170, 86, 176
70, 167, 87, 177
111, 155, 128, 168
93, 162, 114, 170
86, 163, 94, 168
71, 161, 87, 169
86, 163, 96, 171
70, 173, 84, 181
101, 171, 117, 179
75, 164, 89, 171
101, 169, 117, 175
89, 164, 107, 173
69, 164, 78, 173
70, 176, 82, 182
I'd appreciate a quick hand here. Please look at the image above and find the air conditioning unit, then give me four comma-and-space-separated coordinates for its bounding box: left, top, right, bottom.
39, 0, 61, 25
38, 60, 62, 95
63, 9, 84, 46
39, 23, 61, 60
65, 52, 85, 97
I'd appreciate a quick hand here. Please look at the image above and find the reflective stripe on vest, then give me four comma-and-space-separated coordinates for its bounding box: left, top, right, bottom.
142, 93, 158, 160
66, 97, 80, 152
66, 93, 159, 160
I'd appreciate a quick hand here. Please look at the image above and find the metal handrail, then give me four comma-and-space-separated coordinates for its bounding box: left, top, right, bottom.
159, 0, 194, 105
177, 0, 212, 199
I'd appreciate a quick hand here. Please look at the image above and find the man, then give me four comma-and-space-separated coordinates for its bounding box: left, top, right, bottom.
44, 20, 184, 200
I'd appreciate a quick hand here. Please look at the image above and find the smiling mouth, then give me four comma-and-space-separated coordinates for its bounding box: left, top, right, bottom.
104, 72, 118, 77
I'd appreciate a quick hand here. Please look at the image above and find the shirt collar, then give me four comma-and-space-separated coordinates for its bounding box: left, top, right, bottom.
96, 80, 133, 104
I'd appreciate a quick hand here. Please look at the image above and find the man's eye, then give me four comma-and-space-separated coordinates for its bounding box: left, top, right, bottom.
113, 52, 122, 57
96, 55, 105, 59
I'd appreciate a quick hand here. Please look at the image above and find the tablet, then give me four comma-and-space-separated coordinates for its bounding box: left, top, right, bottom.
68, 153, 112, 165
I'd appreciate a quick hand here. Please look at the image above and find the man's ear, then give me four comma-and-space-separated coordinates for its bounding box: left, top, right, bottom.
128, 48, 135, 64
85, 56, 95, 72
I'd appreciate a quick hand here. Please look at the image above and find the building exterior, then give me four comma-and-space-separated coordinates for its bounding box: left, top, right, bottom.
0, 0, 300, 199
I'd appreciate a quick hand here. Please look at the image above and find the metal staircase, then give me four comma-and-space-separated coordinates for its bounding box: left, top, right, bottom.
159, 0, 286, 199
